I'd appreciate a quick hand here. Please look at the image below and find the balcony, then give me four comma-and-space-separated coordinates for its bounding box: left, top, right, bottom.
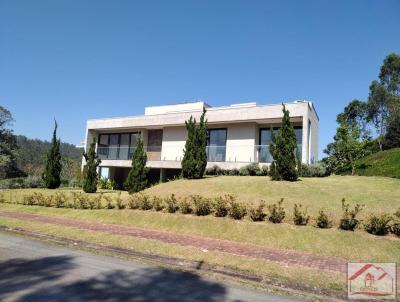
97, 146, 161, 161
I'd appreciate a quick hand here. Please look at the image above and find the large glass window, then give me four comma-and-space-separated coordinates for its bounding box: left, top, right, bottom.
97, 132, 140, 160
207, 129, 227, 162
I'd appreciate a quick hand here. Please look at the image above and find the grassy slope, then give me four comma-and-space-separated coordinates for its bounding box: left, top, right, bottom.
354, 148, 400, 178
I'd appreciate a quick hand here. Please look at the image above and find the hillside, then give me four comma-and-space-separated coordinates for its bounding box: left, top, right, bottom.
354, 148, 400, 179
15, 135, 83, 177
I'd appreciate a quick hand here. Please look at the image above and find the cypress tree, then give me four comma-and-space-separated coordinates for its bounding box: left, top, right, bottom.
82, 137, 101, 193
42, 121, 62, 189
269, 104, 298, 181
182, 107, 208, 179
124, 136, 149, 193
181, 116, 197, 178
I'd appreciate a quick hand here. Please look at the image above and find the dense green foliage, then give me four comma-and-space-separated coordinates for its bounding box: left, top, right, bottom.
42, 122, 62, 189
124, 136, 149, 193
82, 138, 101, 193
181, 107, 208, 179
352, 148, 400, 178
0, 106, 22, 179
269, 105, 298, 181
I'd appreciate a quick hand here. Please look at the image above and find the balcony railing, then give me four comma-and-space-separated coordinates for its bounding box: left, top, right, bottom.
96, 144, 302, 163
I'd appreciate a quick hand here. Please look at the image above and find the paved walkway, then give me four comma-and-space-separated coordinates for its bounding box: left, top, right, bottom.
0, 210, 347, 274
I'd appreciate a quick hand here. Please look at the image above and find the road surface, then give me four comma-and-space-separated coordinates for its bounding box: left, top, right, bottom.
0, 232, 303, 302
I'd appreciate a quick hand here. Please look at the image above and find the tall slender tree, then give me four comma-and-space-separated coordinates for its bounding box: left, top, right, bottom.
181, 107, 208, 179
42, 121, 62, 189
124, 136, 148, 193
82, 137, 101, 193
269, 104, 298, 181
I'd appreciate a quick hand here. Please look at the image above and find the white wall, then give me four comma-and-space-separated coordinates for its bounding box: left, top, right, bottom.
225, 123, 257, 162
161, 126, 187, 161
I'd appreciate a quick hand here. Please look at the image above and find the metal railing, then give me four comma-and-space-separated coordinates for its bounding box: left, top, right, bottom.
96, 144, 302, 163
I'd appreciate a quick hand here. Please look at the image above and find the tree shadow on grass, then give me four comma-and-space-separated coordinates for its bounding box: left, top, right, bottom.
19, 267, 227, 302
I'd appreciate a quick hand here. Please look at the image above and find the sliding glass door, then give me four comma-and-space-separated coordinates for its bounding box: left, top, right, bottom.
207, 129, 227, 162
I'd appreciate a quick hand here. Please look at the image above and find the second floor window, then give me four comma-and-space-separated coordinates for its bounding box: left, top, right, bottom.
207, 128, 227, 162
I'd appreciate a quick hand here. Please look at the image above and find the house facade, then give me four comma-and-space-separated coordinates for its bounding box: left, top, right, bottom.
83, 100, 319, 187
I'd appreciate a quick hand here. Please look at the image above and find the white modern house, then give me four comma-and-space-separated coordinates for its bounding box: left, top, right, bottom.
83, 100, 319, 187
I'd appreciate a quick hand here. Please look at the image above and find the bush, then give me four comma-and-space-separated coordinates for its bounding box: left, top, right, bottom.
339, 198, 363, 231
165, 194, 179, 213
229, 200, 247, 220
228, 169, 240, 176
180, 198, 193, 214
239, 163, 261, 176
0, 193, 4, 203
213, 195, 232, 217
0, 177, 45, 189
267, 198, 286, 223
138, 194, 152, 210
293, 204, 310, 225
364, 213, 392, 236
152, 196, 164, 211
315, 210, 332, 228
89, 194, 103, 209
256, 165, 269, 176
43, 195, 54, 207
23, 192, 45, 206
103, 195, 115, 209
127, 194, 141, 209
98, 178, 115, 190
249, 201, 266, 221
54, 192, 67, 208
299, 163, 328, 177
205, 165, 222, 176
115, 192, 125, 209
392, 209, 400, 237
192, 195, 212, 216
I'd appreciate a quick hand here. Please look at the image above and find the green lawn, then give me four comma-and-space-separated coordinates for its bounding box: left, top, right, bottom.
354, 148, 400, 178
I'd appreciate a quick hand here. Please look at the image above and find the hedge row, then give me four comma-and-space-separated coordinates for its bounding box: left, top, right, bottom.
0, 192, 399, 237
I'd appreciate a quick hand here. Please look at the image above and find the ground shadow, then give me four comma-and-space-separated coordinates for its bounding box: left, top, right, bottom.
18, 267, 227, 302
0, 256, 75, 300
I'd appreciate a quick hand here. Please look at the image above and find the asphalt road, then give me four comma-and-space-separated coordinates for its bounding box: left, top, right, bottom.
0, 232, 305, 302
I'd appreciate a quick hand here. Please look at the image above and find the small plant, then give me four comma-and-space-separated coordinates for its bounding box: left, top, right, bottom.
249, 201, 267, 222
127, 194, 141, 209
89, 193, 103, 209
192, 195, 212, 216
364, 213, 392, 236
293, 204, 310, 226
315, 210, 332, 228
23, 193, 41, 206
115, 192, 125, 209
165, 194, 179, 213
392, 209, 400, 237
229, 200, 247, 220
104, 195, 115, 209
256, 165, 269, 176
0, 193, 4, 203
54, 192, 67, 208
339, 198, 364, 231
139, 194, 152, 210
180, 198, 193, 214
152, 196, 164, 211
213, 195, 232, 217
267, 198, 286, 223
98, 177, 115, 190
44, 195, 54, 207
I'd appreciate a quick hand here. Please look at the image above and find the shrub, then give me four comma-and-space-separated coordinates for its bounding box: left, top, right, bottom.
54, 192, 67, 208
71, 192, 91, 209
364, 213, 392, 236
228, 169, 240, 176
152, 196, 164, 211
392, 209, 400, 237
339, 198, 364, 231
24, 176, 45, 188
127, 194, 141, 209
256, 165, 269, 176
98, 178, 115, 190
239, 163, 261, 176
104, 195, 115, 209
213, 195, 232, 217
205, 165, 222, 176
267, 198, 286, 223
115, 192, 125, 209
43, 195, 54, 207
23, 192, 44, 206
138, 194, 152, 210
229, 200, 247, 220
192, 195, 212, 216
315, 210, 332, 228
0, 193, 4, 203
89, 194, 103, 209
180, 198, 193, 214
299, 163, 328, 177
249, 201, 267, 221
165, 194, 179, 213
293, 204, 310, 225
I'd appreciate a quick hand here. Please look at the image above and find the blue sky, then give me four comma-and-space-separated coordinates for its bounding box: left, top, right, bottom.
1, 0, 399, 158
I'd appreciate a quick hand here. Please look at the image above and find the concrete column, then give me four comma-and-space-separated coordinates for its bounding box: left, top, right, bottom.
159, 168, 166, 183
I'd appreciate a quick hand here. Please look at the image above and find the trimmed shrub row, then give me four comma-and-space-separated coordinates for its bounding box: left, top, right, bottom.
1, 192, 399, 238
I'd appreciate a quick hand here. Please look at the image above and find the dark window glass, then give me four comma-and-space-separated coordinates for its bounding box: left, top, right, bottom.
207, 129, 226, 162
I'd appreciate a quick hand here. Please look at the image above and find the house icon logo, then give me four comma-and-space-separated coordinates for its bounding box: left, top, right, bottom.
348, 262, 397, 300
